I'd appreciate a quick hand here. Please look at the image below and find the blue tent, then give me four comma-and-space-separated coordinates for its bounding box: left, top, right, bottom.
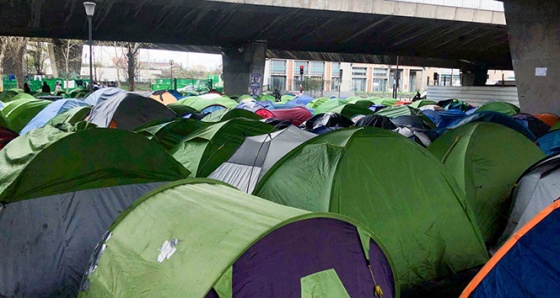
446, 111, 536, 140
535, 130, 560, 156
461, 200, 560, 297
20, 99, 91, 134
423, 109, 466, 128
83, 87, 126, 105
288, 94, 314, 106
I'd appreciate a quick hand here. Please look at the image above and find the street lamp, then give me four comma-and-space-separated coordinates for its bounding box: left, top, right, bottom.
84, 2, 96, 93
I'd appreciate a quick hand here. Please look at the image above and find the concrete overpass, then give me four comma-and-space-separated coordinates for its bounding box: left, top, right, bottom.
0, 0, 511, 93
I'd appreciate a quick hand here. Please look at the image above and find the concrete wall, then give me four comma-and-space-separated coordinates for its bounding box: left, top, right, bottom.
427, 86, 519, 106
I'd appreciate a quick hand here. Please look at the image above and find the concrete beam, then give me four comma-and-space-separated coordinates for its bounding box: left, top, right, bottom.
504, 0, 560, 114
209, 0, 506, 25
222, 41, 267, 95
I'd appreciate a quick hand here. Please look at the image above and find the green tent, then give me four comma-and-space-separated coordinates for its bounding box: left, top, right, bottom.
305, 97, 328, 109
409, 100, 437, 109
0, 125, 190, 203
374, 105, 435, 128
313, 99, 345, 115
428, 122, 545, 245
0, 90, 20, 102
11, 93, 36, 102
171, 118, 276, 177
79, 179, 398, 298
236, 94, 253, 102
371, 98, 398, 106
175, 96, 238, 111
550, 121, 560, 131
257, 94, 275, 101
280, 94, 295, 103
135, 118, 209, 151
1, 98, 51, 132
46, 106, 92, 126
476, 101, 520, 116
254, 127, 488, 290
201, 108, 262, 123
328, 103, 374, 120
167, 103, 199, 116
347, 99, 374, 109
0, 112, 9, 129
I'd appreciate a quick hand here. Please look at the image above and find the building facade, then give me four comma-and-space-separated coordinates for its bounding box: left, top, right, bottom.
264, 58, 515, 96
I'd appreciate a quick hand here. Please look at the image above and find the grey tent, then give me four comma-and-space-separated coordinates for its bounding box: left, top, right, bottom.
87, 92, 176, 130
0, 126, 189, 297
208, 125, 315, 193
497, 153, 560, 246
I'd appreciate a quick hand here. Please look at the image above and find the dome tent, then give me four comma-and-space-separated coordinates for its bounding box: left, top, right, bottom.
476, 101, 520, 116
254, 127, 488, 291
0, 125, 190, 297
208, 125, 315, 193
171, 118, 276, 177
1, 98, 51, 132
87, 92, 176, 130
461, 200, 560, 297
20, 98, 91, 134
497, 153, 560, 245
79, 179, 398, 298
135, 118, 210, 151
428, 123, 545, 245
83, 87, 126, 105
201, 108, 262, 123
46, 105, 92, 126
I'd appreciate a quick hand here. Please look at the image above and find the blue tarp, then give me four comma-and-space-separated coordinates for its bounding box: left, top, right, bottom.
83, 87, 126, 105
200, 105, 226, 114
20, 99, 91, 134
446, 111, 536, 140
535, 130, 560, 156
468, 206, 560, 297
289, 94, 314, 106
422, 109, 466, 128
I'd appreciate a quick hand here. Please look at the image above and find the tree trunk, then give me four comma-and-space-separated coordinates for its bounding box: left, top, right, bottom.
52, 38, 84, 79
0, 38, 6, 91
126, 43, 140, 91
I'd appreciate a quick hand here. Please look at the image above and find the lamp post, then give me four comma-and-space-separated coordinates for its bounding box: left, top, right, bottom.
170, 59, 174, 90
84, 2, 96, 93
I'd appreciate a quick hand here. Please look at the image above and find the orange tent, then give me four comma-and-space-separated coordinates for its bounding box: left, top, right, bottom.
150, 91, 178, 105
533, 113, 559, 127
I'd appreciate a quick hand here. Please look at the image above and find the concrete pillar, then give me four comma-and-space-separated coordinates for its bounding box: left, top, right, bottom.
461, 66, 488, 86
504, 0, 560, 114
222, 40, 267, 96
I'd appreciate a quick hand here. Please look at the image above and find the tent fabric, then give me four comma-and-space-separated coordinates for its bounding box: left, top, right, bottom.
0, 125, 190, 204
327, 103, 374, 120
289, 94, 314, 105
83, 87, 126, 105
374, 105, 435, 128
391, 115, 432, 130
306, 97, 330, 109
175, 96, 238, 112
79, 179, 397, 298
409, 100, 437, 108
300, 269, 351, 298
88, 93, 176, 131
447, 111, 536, 140
167, 103, 199, 116
201, 108, 262, 123
422, 109, 466, 128
1, 98, 51, 132
20, 99, 91, 134
533, 113, 559, 128
0, 90, 19, 102
476, 101, 520, 116
428, 122, 545, 245
0, 182, 166, 297
0, 127, 18, 150
171, 118, 276, 177
437, 99, 471, 111
354, 114, 397, 130
535, 130, 560, 156
255, 106, 312, 126
313, 99, 345, 115
497, 153, 560, 245
149, 90, 179, 105
512, 113, 550, 138
135, 118, 209, 151
371, 98, 398, 106
208, 125, 315, 193
461, 200, 560, 298
254, 127, 488, 290
301, 112, 354, 131
46, 106, 92, 126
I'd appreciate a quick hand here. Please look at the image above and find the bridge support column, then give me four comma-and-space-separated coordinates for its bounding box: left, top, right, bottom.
461, 66, 488, 86
222, 41, 267, 96
504, 0, 560, 114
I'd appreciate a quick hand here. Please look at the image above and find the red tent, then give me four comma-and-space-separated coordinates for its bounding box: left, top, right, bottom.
0, 127, 19, 150
255, 107, 312, 126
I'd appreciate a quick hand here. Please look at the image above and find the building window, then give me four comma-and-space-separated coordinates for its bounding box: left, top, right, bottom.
373, 68, 388, 77
271, 75, 286, 91
352, 67, 367, 77
331, 77, 340, 91
310, 61, 324, 76
294, 60, 307, 75
271, 60, 286, 74
372, 78, 387, 92
332, 62, 341, 77
352, 78, 366, 92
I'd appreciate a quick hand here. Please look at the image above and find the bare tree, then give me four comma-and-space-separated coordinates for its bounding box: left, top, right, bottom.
124, 42, 141, 91
1, 36, 28, 89
27, 40, 49, 75
60, 39, 83, 93
0, 37, 8, 91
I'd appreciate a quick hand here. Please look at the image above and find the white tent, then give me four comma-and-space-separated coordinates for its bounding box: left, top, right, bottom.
209, 125, 315, 193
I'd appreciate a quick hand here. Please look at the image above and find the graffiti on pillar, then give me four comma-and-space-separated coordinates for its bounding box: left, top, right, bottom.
250, 73, 262, 97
